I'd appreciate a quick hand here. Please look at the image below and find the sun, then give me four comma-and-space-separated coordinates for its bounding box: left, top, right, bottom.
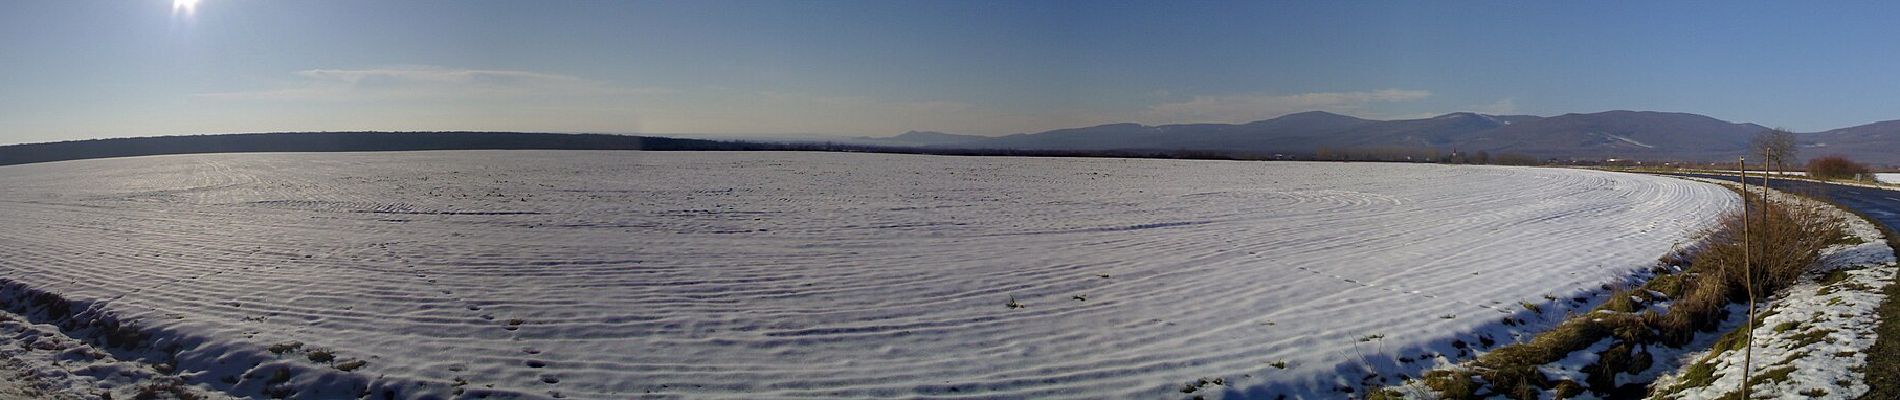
172, 0, 200, 16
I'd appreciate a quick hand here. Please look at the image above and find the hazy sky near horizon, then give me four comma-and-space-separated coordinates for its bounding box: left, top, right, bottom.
6, 1, 1900, 144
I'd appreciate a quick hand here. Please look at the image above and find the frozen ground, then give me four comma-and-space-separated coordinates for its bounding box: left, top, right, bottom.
0, 151, 1736, 399
1652, 179, 1898, 400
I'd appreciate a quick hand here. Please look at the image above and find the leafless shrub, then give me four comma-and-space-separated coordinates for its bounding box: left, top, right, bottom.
1422, 188, 1845, 398
1807, 155, 1872, 180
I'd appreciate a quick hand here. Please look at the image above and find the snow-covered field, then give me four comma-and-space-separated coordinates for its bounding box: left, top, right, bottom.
0, 151, 1737, 399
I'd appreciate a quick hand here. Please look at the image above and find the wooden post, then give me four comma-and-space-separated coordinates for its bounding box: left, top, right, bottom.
1739, 156, 1756, 398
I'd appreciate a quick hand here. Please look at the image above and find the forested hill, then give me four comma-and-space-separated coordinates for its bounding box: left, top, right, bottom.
0, 132, 776, 166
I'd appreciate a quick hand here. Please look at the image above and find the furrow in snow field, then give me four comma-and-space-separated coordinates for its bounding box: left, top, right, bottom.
0, 151, 1736, 398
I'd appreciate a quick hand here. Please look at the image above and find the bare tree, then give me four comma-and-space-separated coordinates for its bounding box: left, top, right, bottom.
1751, 128, 1798, 175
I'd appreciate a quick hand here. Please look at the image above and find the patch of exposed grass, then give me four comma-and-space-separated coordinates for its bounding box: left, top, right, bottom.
267, 341, 303, 355
1649, 274, 1687, 298
133, 377, 206, 400
1601, 289, 1638, 313
1788, 329, 1835, 347
1819, 269, 1853, 286
1668, 360, 1720, 396
1364, 388, 1406, 400
1420, 369, 1477, 398
305, 348, 335, 363
1420, 186, 1847, 399
1177, 377, 1223, 394
1774, 321, 1800, 333
1554, 379, 1586, 398
1754, 365, 1797, 385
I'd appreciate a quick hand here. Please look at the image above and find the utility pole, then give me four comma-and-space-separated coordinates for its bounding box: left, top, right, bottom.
1739, 156, 1756, 398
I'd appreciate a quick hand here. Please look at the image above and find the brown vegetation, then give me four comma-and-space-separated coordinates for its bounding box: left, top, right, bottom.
1807, 155, 1872, 180
1402, 187, 1845, 399
1312, 146, 1541, 165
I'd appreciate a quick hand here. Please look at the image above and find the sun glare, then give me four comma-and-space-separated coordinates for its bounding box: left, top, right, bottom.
172, 0, 200, 16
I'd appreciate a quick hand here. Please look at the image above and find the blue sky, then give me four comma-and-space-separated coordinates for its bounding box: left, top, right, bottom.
5, 1, 1900, 144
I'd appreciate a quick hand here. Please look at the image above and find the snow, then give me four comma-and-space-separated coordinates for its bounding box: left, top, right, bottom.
0, 151, 1738, 399
1878, 173, 1900, 184
1652, 180, 1898, 400
1602, 133, 1658, 149
1383, 175, 1892, 399
0, 310, 221, 399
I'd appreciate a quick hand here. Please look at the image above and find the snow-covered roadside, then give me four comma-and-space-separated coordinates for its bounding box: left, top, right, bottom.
1378, 176, 1895, 399
1649, 179, 1898, 399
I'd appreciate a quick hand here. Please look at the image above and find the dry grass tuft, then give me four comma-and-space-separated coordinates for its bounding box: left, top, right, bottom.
1407, 187, 1845, 399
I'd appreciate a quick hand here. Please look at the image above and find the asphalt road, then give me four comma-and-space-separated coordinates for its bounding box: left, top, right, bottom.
1665, 173, 1900, 232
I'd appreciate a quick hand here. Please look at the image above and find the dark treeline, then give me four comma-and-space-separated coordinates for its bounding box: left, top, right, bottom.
1312, 146, 1544, 165
643, 140, 1552, 165
0, 132, 770, 166
1, 131, 1553, 167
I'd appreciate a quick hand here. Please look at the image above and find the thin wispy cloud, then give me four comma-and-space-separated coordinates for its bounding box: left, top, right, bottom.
1138, 89, 1433, 124
197, 66, 671, 101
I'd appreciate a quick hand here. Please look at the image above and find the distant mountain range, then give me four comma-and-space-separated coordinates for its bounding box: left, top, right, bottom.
8, 111, 1900, 167
855, 110, 1900, 165
1804, 120, 1900, 165
851, 130, 993, 147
